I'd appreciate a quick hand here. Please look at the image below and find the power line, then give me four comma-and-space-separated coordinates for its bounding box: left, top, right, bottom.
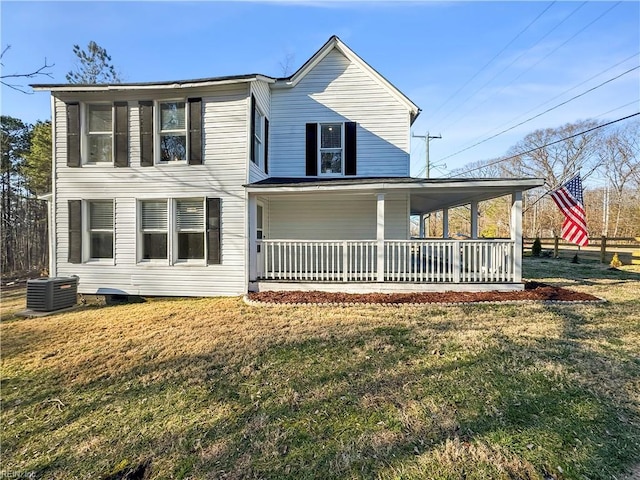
427, 1, 557, 122
447, 112, 640, 178
457, 52, 639, 148
433, 1, 587, 128
436, 65, 639, 163
439, 1, 621, 132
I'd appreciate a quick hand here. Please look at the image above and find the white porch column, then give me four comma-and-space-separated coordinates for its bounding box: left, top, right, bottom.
419, 213, 425, 238
377, 193, 385, 282
442, 208, 449, 239
248, 195, 258, 282
471, 200, 479, 239
511, 191, 523, 283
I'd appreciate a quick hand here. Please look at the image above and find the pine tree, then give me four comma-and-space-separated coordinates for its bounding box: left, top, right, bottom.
66, 41, 121, 84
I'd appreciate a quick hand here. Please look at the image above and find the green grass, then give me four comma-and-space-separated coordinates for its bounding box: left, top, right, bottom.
1, 258, 639, 479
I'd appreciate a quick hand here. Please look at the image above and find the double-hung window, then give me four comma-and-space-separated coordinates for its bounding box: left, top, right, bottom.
86, 104, 113, 163
253, 108, 264, 166
176, 199, 205, 260
140, 200, 168, 260
159, 101, 187, 162
88, 200, 114, 259
319, 123, 343, 175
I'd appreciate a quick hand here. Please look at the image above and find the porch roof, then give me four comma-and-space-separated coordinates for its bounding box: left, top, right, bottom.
245, 176, 545, 214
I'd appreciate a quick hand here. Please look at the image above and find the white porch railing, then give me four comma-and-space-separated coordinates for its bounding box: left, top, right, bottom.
258, 239, 516, 283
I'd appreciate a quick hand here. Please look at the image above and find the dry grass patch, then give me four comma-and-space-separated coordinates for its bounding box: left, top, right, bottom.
1, 257, 639, 479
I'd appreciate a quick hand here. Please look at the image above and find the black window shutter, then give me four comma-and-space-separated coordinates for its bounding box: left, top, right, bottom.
68, 200, 82, 263
139, 101, 154, 167
206, 198, 221, 265
114, 102, 129, 167
188, 98, 203, 165
345, 121, 357, 176
305, 123, 318, 176
250, 94, 256, 163
66, 103, 81, 167
264, 118, 269, 174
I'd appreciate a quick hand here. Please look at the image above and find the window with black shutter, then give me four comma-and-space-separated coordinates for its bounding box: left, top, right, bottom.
114, 102, 129, 167
68, 200, 82, 263
306, 121, 356, 176
207, 198, 221, 265
66, 103, 81, 167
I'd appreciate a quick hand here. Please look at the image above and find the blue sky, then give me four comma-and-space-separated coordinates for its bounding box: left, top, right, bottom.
1, 0, 638, 175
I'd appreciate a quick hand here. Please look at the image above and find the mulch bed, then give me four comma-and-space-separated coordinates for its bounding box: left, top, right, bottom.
247, 281, 601, 305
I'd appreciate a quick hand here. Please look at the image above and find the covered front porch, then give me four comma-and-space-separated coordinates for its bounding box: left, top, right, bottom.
246, 177, 544, 293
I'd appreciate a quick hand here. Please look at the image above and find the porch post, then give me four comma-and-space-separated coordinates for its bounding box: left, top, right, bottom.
248, 195, 258, 282
377, 193, 385, 282
511, 191, 523, 283
471, 201, 479, 239
419, 213, 425, 238
442, 208, 449, 239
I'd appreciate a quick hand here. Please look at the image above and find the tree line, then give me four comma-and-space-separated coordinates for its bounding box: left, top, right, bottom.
446, 118, 640, 240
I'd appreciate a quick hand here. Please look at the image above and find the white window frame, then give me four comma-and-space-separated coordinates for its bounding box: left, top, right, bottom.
318, 122, 344, 176
156, 100, 189, 164
82, 103, 114, 165
138, 199, 169, 264
252, 104, 265, 169
84, 199, 115, 263
173, 198, 206, 264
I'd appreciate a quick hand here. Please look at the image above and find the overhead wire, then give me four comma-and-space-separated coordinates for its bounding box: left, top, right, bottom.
427, 1, 557, 122
434, 65, 639, 163
433, 1, 587, 128
438, 1, 622, 132
456, 51, 639, 149
445, 112, 640, 178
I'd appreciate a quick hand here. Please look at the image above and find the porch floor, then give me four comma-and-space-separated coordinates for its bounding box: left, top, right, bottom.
250, 281, 525, 294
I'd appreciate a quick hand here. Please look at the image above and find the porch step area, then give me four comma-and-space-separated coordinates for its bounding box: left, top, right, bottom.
250, 281, 525, 294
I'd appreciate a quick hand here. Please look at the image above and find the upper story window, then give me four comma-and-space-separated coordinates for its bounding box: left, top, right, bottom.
86, 104, 113, 163
250, 94, 269, 172
305, 121, 356, 177
320, 123, 343, 175
159, 102, 187, 162
66, 102, 129, 168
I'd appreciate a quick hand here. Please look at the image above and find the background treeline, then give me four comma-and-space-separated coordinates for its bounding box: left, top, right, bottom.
433, 119, 640, 240
1, 117, 51, 278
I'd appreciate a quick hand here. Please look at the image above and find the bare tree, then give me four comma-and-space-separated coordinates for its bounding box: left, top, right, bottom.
0, 45, 54, 94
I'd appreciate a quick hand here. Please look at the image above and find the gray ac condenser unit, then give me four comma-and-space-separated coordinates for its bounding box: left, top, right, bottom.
26, 277, 78, 312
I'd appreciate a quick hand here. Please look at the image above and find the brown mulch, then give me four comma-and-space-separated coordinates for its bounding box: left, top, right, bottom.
247, 281, 601, 305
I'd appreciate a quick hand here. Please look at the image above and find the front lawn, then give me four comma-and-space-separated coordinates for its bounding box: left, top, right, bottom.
1, 258, 639, 479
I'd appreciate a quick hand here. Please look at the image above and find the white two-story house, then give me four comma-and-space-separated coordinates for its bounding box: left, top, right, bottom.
34, 36, 543, 297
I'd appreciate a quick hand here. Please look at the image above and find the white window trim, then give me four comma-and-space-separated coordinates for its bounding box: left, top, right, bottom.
81, 103, 115, 166
137, 199, 170, 264
155, 100, 189, 165
83, 199, 115, 264
172, 197, 207, 265
318, 122, 344, 177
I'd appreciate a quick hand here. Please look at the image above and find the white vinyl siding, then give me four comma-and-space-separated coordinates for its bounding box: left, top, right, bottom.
249, 81, 271, 183
268, 193, 409, 240
270, 49, 410, 177
52, 85, 248, 297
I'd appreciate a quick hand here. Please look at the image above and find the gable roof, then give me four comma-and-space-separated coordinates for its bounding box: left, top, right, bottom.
31, 36, 421, 122
276, 36, 421, 124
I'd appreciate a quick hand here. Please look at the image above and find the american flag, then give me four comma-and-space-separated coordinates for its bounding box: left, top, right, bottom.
550, 175, 589, 247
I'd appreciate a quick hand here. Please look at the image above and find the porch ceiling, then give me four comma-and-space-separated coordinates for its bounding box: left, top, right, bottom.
246, 176, 545, 214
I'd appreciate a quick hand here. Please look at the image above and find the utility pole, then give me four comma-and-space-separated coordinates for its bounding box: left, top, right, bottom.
412, 132, 442, 178
412, 132, 442, 237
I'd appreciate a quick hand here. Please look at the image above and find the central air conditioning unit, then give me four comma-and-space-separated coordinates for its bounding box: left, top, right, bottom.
26, 276, 78, 312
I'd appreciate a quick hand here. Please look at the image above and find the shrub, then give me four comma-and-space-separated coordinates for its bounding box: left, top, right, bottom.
610, 252, 623, 268
532, 237, 542, 257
